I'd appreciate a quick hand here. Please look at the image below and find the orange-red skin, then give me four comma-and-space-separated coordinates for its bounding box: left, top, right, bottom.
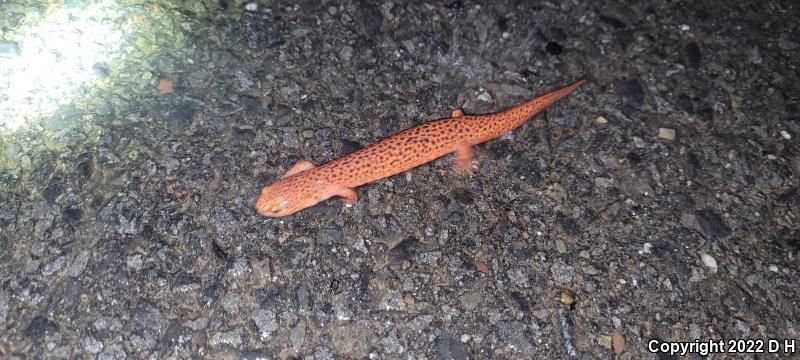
256, 80, 585, 217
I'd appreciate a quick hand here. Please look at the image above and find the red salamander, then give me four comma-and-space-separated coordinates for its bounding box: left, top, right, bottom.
256, 80, 585, 217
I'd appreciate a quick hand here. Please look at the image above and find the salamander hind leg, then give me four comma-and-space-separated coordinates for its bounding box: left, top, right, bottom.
281, 160, 316, 178
334, 186, 359, 206
453, 142, 477, 174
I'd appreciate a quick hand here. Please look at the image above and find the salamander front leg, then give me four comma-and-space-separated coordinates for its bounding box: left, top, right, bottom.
281, 160, 316, 178
453, 142, 477, 174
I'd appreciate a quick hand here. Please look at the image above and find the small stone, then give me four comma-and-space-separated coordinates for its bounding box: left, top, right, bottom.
22, 259, 42, 274
437, 335, 468, 359
117, 214, 137, 234
161, 158, 179, 174
84, 336, 103, 354
29, 242, 45, 258
748, 47, 763, 64
554, 239, 567, 253
333, 295, 354, 321
408, 315, 433, 333
594, 176, 615, 189
210, 207, 237, 238
615, 79, 644, 105
209, 329, 242, 348
130, 333, 155, 354
401, 278, 415, 291
685, 42, 702, 68
93, 317, 110, 331
612, 330, 625, 355
42, 256, 67, 276
297, 285, 310, 308
381, 328, 404, 353
282, 128, 300, 149
736, 319, 751, 337
689, 323, 702, 340
658, 128, 676, 140
780, 130, 792, 140
768, 265, 779, 273
595, 116, 608, 124
235, 71, 255, 91
315, 346, 334, 360
487, 309, 502, 324
68, 250, 90, 277
317, 228, 343, 245
498, 322, 533, 353
597, 334, 612, 348
250, 257, 271, 282
0, 290, 8, 324
157, 79, 173, 93
379, 291, 406, 311
25, 315, 59, 340
98, 147, 120, 165
460, 334, 471, 343
550, 259, 575, 284
98, 343, 126, 360
473, 260, 491, 274
639, 243, 653, 255
226, 258, 250, 279
291, 320, 306, 350
185, 317, 208, 331
135, 305, 166, 332
251, 309, 278, 339
126, 254, 143, 271
700, 253, 718, 273
689, 267, 705, 282
459, 292, 480, 311
506, 268, 530, 288
221, 293, 240, 315
694, 209, 731, 238
416, 251, 441, 266
403, 293, 416, 310
20, 155, 31, 169
245, 2, 258, 11
279, 82, 300, 95
338, 45, 354, 62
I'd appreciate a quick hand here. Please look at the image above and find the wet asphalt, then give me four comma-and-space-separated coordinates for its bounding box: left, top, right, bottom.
1, 0, 799, 359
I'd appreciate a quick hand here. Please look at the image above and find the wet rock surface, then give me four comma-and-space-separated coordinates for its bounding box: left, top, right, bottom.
1, 0, 799, 358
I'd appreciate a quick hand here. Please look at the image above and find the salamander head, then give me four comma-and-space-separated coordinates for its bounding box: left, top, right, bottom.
255, 175, 327, 217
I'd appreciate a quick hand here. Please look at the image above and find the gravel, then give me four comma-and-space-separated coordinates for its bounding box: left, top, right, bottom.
1, 0, 798, 358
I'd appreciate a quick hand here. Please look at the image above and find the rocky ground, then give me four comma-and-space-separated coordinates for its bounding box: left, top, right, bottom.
1, 0, 799, 358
